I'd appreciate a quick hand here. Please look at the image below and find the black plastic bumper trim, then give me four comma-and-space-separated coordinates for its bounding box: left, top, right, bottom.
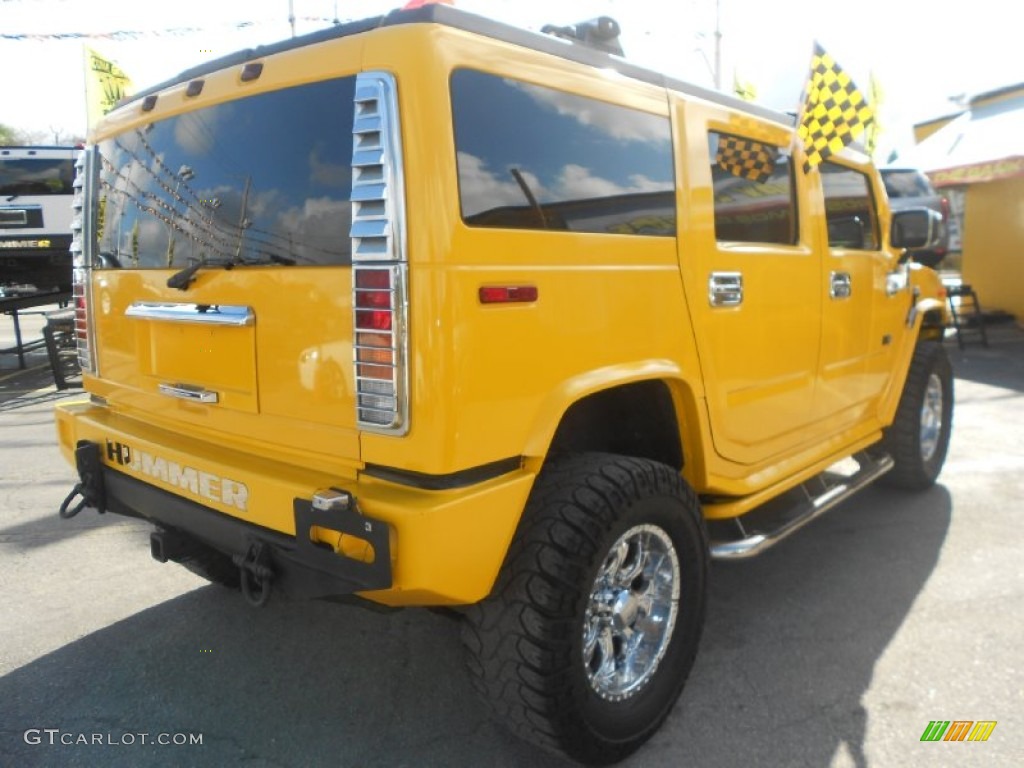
362, 456, 521, 490
99, 468, 392, 600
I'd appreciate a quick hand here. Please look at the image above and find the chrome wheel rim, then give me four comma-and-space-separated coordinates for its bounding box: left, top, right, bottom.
920, 373, 944, 462
582, 524, 680, 701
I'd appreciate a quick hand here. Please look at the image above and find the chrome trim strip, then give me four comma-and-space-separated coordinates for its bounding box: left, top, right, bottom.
126, 302, 254, 326
710, 452, 894, 560
351, 71, 409, 436
350, 72, 407, 263
71, 146, 98, 373
158, 383, 219, 404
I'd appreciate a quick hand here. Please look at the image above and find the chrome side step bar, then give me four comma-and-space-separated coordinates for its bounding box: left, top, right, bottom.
709, 451, 894, 560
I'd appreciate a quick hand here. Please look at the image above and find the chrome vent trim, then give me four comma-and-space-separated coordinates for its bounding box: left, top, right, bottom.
351, 71, 409, 435
350, 72, 406, 262
70, 147, 98, 373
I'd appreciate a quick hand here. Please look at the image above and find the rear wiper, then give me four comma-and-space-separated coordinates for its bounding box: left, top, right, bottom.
166, 258, 236, 291
166, 254, 294, 291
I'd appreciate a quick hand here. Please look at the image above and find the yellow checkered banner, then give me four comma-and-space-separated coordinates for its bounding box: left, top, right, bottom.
797, 43, 874, 173
716, 135, 778, 182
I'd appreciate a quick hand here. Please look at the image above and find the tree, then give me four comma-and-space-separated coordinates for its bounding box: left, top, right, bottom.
0, 123, 25, 146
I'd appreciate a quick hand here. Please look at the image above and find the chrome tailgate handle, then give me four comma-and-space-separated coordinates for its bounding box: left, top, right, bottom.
709, 272, 743, 307
830, 271, 852, 299
158, 383, 219, 404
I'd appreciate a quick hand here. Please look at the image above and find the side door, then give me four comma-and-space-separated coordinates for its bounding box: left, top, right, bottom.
815, 160, 894, 427
677, 105, 824, 466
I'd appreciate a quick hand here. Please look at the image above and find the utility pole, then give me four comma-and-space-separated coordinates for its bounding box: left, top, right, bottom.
288, 0, 296, 38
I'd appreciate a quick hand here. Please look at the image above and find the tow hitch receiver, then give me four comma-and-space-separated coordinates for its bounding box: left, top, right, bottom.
58, 441, 107, 519
233, 540, 275, 607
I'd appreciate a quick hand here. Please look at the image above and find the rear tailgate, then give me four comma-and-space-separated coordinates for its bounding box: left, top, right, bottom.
80, 51, 369, 477
89, 267, 361, 471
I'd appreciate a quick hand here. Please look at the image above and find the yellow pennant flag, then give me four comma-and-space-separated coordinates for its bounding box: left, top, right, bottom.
84, 47, 133, 129
797, 43, 873, 173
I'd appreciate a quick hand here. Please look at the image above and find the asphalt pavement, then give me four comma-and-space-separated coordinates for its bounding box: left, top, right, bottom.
1, 308, 1021, 767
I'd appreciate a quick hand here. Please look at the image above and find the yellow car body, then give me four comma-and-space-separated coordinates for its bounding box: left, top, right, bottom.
56, 8, 948, 608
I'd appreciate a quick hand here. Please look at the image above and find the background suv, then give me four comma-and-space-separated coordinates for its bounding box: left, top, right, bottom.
881, 166, 950, 267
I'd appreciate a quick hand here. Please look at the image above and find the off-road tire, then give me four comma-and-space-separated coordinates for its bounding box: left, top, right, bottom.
461, 453, 708, 765
878, 341, 954, 490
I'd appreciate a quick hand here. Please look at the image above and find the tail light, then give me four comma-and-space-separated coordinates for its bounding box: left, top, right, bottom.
351, 72, 408, 433
70, 148, 97, 373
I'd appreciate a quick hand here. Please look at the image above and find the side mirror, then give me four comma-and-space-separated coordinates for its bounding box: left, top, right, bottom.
891, 208, 944, 251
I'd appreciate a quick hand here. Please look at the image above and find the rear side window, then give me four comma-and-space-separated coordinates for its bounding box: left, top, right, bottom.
821, 163, 879, 250
95, 76, 356, 269
708, 132, 797, 244
450, 69, 676, 236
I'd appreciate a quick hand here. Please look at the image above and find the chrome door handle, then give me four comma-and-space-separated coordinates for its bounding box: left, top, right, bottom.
830, 271, 852, 299
709, 272, 743, 307
159, 383, 219, 404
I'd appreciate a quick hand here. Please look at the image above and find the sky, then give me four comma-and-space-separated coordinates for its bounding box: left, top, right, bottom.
2, 0, 1021, 160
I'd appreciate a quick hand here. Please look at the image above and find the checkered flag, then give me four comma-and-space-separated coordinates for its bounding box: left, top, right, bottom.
798, 42, 874, 173
716, 135, 778, 182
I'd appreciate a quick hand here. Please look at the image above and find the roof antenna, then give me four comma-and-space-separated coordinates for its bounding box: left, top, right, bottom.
541, 17, 624, 56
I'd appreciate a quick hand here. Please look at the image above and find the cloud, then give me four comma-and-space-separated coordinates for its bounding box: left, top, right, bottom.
457, 153, 673, 218
309, 145, 350, 187
456, 151, 549, 216
512, 80, 671, 144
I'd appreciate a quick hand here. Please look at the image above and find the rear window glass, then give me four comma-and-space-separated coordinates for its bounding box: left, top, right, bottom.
708, 132, 797, 244
0, 157, 75, 197
450, 69, 676, 236
821, 163, 879, 250
95, 76, 355, 269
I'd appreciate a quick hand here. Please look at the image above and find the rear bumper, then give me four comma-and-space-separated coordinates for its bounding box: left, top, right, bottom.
55, 400, 536, 606
0, 243, 72, 291
98, 460, 393, 600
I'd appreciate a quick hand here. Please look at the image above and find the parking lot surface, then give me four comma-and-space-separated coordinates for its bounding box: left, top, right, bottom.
1, 311, 1022, 767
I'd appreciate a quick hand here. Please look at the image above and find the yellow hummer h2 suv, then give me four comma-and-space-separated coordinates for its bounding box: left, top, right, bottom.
56, 5, 952, 764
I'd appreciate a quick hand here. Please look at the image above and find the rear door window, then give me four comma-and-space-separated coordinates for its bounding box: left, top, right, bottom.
708, 131, 797, 244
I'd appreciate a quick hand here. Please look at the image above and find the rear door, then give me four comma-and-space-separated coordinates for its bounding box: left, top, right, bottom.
677, 102, 824, 465
88, 72, 363, 465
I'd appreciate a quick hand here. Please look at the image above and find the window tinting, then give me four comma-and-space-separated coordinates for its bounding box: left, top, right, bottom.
96, 77, 356, 269
709, 132, 796, 245
0, 157, 74, 197
450, 69, 676, 236
821, 163, 879, 250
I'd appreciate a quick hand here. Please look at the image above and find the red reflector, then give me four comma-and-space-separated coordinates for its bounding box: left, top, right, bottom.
479, 285, 538, 304
356, 290, 391, 309
356, 269, 391, 289
355, 309, 393, 331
